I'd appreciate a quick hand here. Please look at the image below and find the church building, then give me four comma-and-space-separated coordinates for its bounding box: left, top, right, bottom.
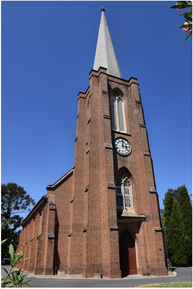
16, 8, 168, 278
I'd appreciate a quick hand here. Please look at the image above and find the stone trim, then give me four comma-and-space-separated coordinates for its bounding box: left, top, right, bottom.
103, 115, 111, 119
107, 182, 115, 189
46, 168, 74, 190
109, 226, 118, 231
102, 90, 108, 94
49, 203, 56, 211
139, 123, 146, 128
22, 195, 48, 226
154, 227, 162, 232
128, 81, 139, 87
89, 68, 107, 79
146, 215, 151, 222
86, 148, 90, 154
78, 95, 86, 100
144, 152, 151, 157
112, 130, 132, 137
48, 233, 55, 239
105, 143, 113, 149
135, 99, 141, 104
149, 187, 157, 194
128, 76, 138, 82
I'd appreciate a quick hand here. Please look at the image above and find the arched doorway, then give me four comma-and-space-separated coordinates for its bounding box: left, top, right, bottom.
119, 230, 137, 277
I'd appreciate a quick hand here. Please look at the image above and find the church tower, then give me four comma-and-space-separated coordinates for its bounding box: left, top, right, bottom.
16, 8, 167, 278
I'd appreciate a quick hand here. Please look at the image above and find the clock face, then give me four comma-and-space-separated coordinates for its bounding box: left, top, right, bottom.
114, 137, 131, 156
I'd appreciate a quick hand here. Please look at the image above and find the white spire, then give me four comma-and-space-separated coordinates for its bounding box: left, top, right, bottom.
93, 8, 122, 78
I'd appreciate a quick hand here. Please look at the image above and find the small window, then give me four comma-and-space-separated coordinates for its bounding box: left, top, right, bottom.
110, 90, 126, 132
116, 177, 123, 209
116, 169, 132, 210
124, 179, 131, 209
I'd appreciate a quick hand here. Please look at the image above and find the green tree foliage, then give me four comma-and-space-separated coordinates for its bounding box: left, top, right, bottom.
163, 189, 175, 261
167, 199, 187, 266
178, 186, 192, 266
160, 209, 166, 233
163, 189, 174, 222
163, 185, 192, 267
1, 183, 35, 259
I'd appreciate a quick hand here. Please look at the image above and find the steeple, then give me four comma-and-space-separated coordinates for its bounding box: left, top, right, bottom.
93, 8, 122, 78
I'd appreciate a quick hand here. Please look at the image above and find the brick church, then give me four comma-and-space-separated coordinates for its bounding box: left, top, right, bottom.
16, 8, 168, 278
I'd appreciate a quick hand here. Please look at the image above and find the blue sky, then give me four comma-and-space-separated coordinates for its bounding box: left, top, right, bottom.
2, 1, 192, 216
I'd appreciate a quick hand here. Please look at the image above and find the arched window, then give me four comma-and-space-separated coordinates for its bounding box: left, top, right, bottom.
110, 90, 126, 132
116, 169, 132, 210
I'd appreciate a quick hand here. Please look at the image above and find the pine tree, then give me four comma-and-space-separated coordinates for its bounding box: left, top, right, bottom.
178, 185, 192, 266
167, 198, 187, 266
163, 189, 174, 260
1, 182, 35, 258
160, 209, 166, 233
163, 189, 174, 225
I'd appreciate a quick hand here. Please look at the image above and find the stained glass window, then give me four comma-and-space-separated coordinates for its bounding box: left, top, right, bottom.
116, 170, 132, 210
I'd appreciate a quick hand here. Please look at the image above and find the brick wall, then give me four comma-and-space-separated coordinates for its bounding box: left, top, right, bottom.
16, 67, 167, 278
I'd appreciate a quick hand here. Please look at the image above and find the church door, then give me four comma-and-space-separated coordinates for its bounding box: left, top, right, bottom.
119, 230, 137, 276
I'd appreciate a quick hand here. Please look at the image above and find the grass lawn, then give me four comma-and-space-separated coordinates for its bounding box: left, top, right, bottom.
136, 282, 192, 287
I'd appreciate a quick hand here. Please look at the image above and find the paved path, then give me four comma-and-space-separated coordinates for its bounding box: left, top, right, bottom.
1, 267, 192, 287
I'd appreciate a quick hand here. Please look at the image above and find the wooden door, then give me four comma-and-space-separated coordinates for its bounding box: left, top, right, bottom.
119, 230, 137, 277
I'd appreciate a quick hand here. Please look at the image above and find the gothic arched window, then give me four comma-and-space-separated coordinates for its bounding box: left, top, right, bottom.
116, 169, 132, 210
110, 90, 126, 132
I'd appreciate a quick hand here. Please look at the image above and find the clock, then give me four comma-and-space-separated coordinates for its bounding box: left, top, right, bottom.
113, 137, 131, 156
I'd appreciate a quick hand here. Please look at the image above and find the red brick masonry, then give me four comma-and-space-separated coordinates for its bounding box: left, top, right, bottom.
16, 67, 168, 278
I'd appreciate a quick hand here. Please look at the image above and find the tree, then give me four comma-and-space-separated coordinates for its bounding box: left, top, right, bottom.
160, 208, 166, 233
169, 185, 192, 265
1, 183, 35, 259
178, 185, 192, 266
163, 189, 175, 261
167, 198, 187, 266
163, 185, 192, 267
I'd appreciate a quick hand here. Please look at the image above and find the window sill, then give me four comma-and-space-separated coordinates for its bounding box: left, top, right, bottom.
117, 209, 146, 222
112, 130, 131, 137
